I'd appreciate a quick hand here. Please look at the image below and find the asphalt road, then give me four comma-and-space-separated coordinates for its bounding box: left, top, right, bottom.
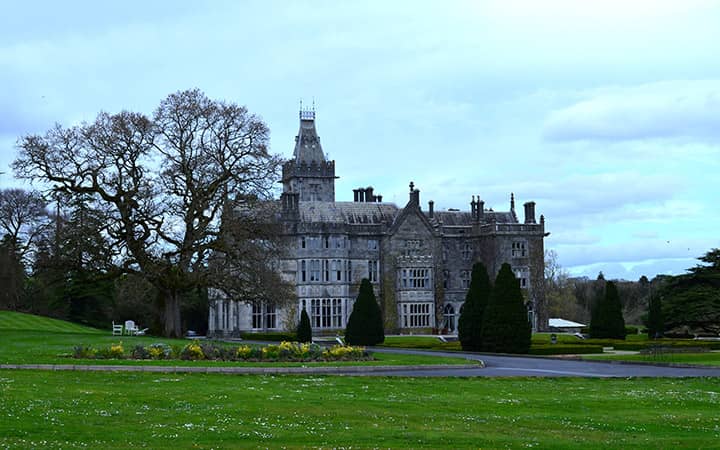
364, 347, 720, 377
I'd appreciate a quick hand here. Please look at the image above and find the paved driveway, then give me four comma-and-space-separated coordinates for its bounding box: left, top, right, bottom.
365, 348, 720, 377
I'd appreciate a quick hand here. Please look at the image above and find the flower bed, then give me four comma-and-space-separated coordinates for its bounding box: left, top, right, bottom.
72, 341, 372, 362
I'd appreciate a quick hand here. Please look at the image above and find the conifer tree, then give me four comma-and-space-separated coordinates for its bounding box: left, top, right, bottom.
589, 280, 626, 339
458, 262, 491, 351
345, 278, 385, 345
297, 308, 312, 343
646, 293, 664, 339
479, 263, 531, 353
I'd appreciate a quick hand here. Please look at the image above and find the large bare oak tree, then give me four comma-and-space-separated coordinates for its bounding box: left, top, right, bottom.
14, 89, 287, 337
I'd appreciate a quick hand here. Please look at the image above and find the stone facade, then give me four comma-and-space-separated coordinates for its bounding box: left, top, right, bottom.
208, 109, 548, 336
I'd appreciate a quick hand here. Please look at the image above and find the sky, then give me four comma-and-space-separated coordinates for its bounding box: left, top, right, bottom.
1, 0, 719, 281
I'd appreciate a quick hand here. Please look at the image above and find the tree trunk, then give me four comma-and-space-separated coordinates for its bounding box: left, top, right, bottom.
162, 290, 183, 338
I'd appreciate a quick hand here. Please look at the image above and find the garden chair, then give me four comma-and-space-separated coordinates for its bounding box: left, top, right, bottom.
124, 320, 139, 336
112, 321, 123, 336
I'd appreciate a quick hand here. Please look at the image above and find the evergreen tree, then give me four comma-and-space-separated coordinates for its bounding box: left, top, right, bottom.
345, 278, 384, 345
646, 293, 664, 339
297, 308, 312, 343
589, 280, 626, 339
479, 263, 531, 353
0, 235, 26, 310
458, 262, 491, 351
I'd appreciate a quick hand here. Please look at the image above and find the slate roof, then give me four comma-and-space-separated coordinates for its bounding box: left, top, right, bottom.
433, 210, 517, 225
293, 118, 325, 165
298, 201, 399, 224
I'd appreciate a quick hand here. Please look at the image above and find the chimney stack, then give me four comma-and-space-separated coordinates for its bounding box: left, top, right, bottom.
428, 200, 434, 218
478, 200, 485, 222
524, 201, 536, 224
408, 181, 420, 206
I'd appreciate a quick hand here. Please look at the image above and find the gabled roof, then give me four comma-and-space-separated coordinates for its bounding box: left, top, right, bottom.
389, 193, 438, 237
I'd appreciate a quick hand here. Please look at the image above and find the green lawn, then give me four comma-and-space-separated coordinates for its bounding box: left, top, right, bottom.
0, 310, 103, 334
584, 352, 720, 366
0, 312, 471, 367
379, 335, 462, 350
1, 371, 719, 449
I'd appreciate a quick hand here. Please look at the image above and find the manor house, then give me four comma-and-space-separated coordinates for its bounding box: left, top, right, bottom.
208, 109, 548, 336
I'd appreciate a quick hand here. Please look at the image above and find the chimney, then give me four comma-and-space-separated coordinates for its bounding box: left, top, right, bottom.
366, 187, 374, 202
428, 200, 434, 218
353, 189, 359, 202
470, 196, 476, 218
408, 181, 420, 206
376, 195, 383, 202
478, 200, 485, 222
524, 201, 536, 224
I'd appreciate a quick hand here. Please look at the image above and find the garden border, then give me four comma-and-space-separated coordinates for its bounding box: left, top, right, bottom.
0, 362, 482, 374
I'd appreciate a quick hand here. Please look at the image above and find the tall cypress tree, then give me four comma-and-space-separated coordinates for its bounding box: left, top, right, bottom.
345, 278, 385, 345
297, 308, 312, 343
590, 280, 626, 339
646, 293, 664, 339
458, 262, 491, 351
479, 263, 531, 353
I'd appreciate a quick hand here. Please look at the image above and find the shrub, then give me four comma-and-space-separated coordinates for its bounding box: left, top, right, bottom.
590, 281, 626, 339
529, 344, 604, 355
625, 326, 639, 335
200, 342, 222, 360
262, 344, 280, 360
297, 309, 312, 343
458, 262, 491, 352
148, 343, 172, 359
131, 345, 150, 359
108, 342, 124, 358
236, 345, 257, 360
181, 342, 205, 360
73, 345, 97, 359
322, 345, 368, 360
646, 294, 664, 339
480, 263, 531, 354
345, 278, 385, 346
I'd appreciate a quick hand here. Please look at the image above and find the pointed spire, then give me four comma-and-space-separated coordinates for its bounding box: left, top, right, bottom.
294, 103, 323, 164
511, 192, 515, 211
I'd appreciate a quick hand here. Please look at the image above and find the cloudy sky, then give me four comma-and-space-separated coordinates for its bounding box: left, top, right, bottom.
1, 0, 719, 280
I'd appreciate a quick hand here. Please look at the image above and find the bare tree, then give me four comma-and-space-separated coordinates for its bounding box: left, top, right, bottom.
14, 89, 286, 337
0, 188, 50, 262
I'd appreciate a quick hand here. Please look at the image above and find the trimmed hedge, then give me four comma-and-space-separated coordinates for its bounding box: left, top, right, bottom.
239, 332, 297, 342
529, 344, 604, 355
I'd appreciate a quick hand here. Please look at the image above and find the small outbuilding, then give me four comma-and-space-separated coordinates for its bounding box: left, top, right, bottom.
548, 318, 586, 334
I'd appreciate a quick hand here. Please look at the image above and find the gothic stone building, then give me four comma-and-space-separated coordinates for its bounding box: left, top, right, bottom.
208, 110, 548, 336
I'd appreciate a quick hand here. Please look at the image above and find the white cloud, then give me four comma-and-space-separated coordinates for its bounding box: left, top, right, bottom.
543, 80, 720, 142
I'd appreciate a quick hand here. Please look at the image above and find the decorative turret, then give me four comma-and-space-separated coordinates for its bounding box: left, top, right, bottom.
281, 105, 338, 202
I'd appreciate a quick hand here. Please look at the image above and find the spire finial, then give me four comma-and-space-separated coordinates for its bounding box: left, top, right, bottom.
409, 181, 415, 192
511, 192, 515, 210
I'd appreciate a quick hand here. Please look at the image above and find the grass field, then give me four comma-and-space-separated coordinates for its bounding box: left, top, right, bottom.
3, 311, 720, 448
584, 352, 720, 366
1, 371, 719, 449
0, 311, 471, 367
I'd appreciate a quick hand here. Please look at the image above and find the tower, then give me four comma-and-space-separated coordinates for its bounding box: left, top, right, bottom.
281, 107, 337, 202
